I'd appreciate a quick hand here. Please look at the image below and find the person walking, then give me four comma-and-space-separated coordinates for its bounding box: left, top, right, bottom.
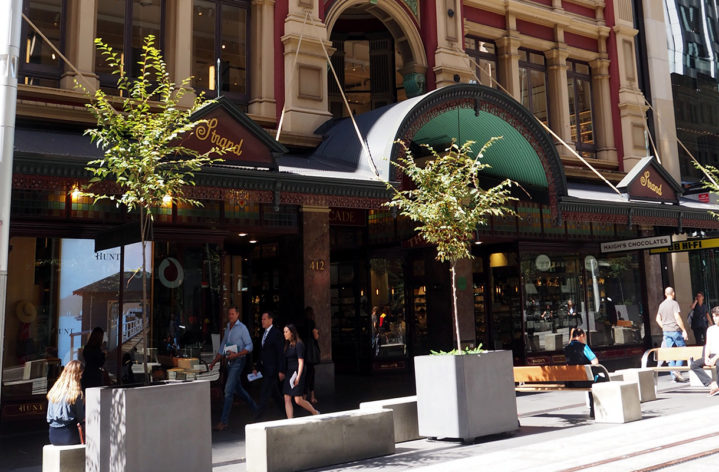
46, 360, 85, 445
689, 292, 711, 346
252, 311, 284, 419
689, 306, 719, 396
281, 324, 319, 418
209, 306, 258, 431
303, 306, 320, 405
81, 327, 106, 391
656, 287, 690, 383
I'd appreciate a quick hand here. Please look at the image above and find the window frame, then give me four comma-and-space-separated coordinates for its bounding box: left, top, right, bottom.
192, 0, 251, 107
464, 36, 498, 88
96, 0, 167, 93
518, 48, 549, 124
19, 0, 67, 88
567, 59, 597, 158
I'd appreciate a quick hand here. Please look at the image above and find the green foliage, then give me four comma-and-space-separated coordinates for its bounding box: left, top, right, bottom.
694, 160, 719, 220
386, 139, 517, 264
430, 344, 486, 356
78, 35, 223, 215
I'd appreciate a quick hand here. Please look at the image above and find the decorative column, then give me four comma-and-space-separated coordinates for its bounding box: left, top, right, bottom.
280, 1, 333, 135
496, 35, 521, 100
546, 46, 572, 158
165, 0, 194, 107
60, 0, 99, 90
301, 205, 334, 393
590, 57, 617, 163
433, 0, 473, 87
249, 0, 276, 120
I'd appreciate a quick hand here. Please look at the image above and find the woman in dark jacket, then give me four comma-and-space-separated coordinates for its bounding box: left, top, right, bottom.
47, 360, 84, 445
81, 327, 106, 390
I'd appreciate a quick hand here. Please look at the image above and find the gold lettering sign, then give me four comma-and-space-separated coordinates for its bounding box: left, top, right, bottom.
195, 118, 244, 157
309, 259, 326, 271
640, 171, 662, 196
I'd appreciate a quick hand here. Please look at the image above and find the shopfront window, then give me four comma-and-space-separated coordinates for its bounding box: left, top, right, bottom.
2, 237, 149, 418
584, 253, 644, 348
522, 253, 584, 353
369, 258, 406, 365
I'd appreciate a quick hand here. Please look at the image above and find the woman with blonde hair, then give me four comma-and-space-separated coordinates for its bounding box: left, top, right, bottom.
46, 360, 85, 445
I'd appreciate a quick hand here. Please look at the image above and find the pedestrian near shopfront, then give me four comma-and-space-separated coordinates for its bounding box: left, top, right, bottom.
252, 311, 285, 419
303, 306, 320, 405
689, 306, 719, 396
688, 292, 711, 346
281, 324, 319, 418
81, 327, 106, 391
656, 287, 690, 383
209, 306, 258, 431
46, 360, 85, 445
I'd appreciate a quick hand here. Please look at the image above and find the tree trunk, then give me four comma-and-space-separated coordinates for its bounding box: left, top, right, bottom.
140, 207, 149, 384
451, 263, 461, 352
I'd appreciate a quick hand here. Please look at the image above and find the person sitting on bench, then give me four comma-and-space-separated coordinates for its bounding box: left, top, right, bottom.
564, 328, 606, 418
689, 306, 719, 397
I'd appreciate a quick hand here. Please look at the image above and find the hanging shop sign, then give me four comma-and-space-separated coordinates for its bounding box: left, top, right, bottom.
649, 238, 719, 254
180, 97, 287, 169
158, 257, 184, 288
616, 156, 682, 203
600, 235, 672, 253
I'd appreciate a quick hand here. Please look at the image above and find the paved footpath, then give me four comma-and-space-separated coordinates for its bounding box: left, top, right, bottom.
3, 374, 719, 471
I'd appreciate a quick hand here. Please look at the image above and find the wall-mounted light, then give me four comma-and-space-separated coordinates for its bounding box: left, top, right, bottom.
71, 186, 81, 201
447, 8, 455, 17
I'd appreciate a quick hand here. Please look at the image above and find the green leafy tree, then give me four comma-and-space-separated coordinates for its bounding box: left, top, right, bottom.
387, 139, 517, 352
78, 35, 223, 381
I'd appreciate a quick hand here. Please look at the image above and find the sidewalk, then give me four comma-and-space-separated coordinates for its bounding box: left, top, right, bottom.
3, 373, 719, 471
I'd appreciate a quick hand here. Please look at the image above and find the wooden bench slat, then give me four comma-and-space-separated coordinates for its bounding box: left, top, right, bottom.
513, 365, 593, 383
655, 346, 703, 362
516, 386, 592, 392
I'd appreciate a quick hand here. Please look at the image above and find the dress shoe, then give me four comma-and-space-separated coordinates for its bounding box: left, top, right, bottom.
709, 387, 719, 397
213, 422, 228, 431
673, 376, 689, 383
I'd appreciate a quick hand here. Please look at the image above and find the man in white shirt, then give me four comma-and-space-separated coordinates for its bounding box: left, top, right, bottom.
655, 287, 690, 383
690, 306, 719, 396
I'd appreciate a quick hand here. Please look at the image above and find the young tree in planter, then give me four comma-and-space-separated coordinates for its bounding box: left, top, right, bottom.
78, 35, 223, 382
387, 139, 516, 352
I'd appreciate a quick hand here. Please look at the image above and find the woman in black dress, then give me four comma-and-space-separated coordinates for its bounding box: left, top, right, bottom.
281, 324, 319, 418
81, 327, 106, 391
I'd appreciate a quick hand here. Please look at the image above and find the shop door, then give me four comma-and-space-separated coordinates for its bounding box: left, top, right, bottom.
487, 251, 523, 360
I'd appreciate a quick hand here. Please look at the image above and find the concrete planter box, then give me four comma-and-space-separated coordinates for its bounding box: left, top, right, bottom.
85, 381, 211, 472
414, 350, 518, 441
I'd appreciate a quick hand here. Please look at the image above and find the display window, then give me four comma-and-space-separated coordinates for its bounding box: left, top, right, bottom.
369, 258, 406, 362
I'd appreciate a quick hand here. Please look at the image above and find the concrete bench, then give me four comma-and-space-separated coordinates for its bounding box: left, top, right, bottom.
359, 395, 421, 443
246, 409, 394, 472
611, 368, 656, 402
592, 380, 642, 423
42, 444, 85, 472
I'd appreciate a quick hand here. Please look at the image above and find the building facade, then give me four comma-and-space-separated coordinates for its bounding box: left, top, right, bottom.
3, 0, 718, 426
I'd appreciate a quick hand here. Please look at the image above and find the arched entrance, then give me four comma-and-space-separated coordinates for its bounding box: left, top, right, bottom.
324, 0, 427, 118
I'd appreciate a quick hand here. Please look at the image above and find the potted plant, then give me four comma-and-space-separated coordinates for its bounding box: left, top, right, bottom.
386, 139, 519, 441
78, 35, 221, 472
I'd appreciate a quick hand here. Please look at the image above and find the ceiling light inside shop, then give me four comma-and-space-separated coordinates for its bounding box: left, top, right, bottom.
249, 240, 257, 244
489, 252, 509, 267
238, 233, 247, 237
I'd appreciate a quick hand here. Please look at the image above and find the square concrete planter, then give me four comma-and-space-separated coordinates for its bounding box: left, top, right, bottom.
414, 350, 518, 441
85, 381, 211, 472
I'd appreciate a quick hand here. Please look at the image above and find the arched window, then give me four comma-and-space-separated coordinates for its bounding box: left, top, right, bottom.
192, 0, 250, 107
95, 0, 165, 94
20, 0, 66, 88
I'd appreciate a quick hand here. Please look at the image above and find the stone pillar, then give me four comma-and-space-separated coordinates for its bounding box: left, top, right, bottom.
301, 205, 334, 394
590, 57, 618, 163
165, 0, 195, 107
249, 0, 276, 120
668, 233, 693, 339
280, 2, 333, 135
614, 0, 651, 172
546, 46, 572, 158
496, 35, 521, 101
60, 0, 99, 90
454, 259, 475, 349
433, 0, 473, 87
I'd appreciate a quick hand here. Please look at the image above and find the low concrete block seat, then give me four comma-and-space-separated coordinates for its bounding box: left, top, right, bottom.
245, 409, 395, 472
42, 444, 85, 472
592, 380, 642, 423
359, 395, 421, 443
614, 368, 657, 402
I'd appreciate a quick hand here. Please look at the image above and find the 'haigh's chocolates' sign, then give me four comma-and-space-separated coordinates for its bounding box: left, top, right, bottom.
180, 98, 286, 169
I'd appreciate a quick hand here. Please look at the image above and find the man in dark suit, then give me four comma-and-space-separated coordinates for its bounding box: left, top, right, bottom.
252, 311, 284, 419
